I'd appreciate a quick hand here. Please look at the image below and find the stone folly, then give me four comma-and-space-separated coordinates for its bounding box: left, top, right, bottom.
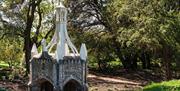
28, 1, 88, 91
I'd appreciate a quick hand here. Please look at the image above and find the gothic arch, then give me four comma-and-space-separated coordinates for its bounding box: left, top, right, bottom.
63, 77, 82, 91
35, 78, 54, 91
34, 77, 54, 85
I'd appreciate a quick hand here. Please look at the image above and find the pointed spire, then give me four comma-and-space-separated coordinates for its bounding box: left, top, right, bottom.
80, 43, 87, 61
31, 43, 38, 57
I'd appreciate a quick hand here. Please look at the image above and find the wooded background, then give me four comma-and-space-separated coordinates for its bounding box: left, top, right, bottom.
0, 0, 179, 80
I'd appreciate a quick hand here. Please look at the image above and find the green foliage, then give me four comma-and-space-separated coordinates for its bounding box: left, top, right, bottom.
0, 0, 55, 73
109, 0, 179, 52
143, 80, 180, 91
0, 37, 24, 80
69, 0, 180, 78
0, 0, 179, 79
0, 38, 23, 68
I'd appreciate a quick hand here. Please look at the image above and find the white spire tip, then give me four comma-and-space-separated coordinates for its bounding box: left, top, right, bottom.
80, 43, 87, 60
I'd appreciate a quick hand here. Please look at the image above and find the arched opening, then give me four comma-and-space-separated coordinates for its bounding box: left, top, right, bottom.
63, 79, 82, 91
40, 80, 53, 91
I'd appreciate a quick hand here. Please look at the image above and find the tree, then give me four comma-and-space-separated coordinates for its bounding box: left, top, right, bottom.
0, 0, 54, 74
68, 0, 180, 79
0, 0, 179, 79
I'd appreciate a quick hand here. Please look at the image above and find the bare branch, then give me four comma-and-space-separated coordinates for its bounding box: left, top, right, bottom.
36, 23, 55, 47
36, 5, 42, 35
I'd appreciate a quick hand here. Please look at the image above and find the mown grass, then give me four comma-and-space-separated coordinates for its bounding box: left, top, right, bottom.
143, 80, 180, 91
0, 61, 9, 68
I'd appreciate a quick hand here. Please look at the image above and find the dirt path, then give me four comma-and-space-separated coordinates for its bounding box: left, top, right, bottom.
88, 74, 141, 85
88, 74, 143, 91
0, 73, 144, 91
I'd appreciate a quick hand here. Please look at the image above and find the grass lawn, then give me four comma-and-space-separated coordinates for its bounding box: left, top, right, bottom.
143, 80, 180, 91
0, 61, 9, 68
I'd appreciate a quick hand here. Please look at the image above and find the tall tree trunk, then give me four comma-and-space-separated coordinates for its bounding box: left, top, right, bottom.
146, 53, 151, 69
132, 54, 138, 69
24, 0, 40, 74
24, 27, 32, 74
163, 46, 172, 80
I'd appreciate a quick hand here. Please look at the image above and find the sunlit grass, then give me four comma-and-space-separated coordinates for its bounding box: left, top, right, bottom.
143, 80, 180, 91
0, 61, 9, 68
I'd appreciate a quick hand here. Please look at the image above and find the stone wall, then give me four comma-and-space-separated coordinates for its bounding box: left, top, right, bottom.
28, 52, 88, 91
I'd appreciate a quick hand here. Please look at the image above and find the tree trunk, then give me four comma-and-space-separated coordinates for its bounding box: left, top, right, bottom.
132, 55, 137, 69
24, 0, 37, 74
163, 46, 172, 80
24, 30, 31, 74
146, 53, 151, 69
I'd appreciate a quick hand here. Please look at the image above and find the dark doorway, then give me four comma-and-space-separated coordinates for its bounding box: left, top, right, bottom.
63, 79, 82, 91
40, 81, 53, 91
